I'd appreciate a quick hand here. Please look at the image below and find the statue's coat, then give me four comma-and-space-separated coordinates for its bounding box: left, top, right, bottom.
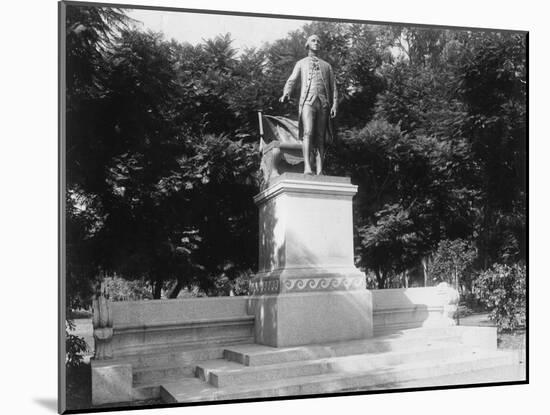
283, 57, 338, 143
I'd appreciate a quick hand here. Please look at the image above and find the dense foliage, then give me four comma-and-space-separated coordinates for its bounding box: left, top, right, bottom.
65, 6, 526, 305
473, 263, 526, 331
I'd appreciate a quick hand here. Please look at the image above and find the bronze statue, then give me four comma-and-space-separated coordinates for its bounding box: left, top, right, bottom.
279, 34, 338, 175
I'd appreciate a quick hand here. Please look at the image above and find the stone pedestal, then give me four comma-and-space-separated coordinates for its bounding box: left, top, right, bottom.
249, 173, 373, 347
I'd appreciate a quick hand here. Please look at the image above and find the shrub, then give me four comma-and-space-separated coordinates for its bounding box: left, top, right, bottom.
66, 319, 88, 368
472, 263, 526, 332
231, 272, 252, 296
102, 275, 153, 301
203, 271, 252, 296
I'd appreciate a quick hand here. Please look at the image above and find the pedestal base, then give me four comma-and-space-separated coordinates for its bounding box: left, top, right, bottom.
250, 174, 373, 347
250, 290, 373, 347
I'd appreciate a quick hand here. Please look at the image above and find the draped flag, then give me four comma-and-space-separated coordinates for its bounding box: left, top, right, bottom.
260, 115, 300, 146
259, 114, 302, 166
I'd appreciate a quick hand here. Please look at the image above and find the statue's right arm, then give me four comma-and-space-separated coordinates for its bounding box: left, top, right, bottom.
281, 61, 301, 101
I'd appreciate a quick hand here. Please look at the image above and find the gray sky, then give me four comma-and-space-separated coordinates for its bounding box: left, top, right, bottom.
127, 8, 311, 52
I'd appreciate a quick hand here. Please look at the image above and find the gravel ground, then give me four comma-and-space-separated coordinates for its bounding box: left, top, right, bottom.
458, 312, 495, 327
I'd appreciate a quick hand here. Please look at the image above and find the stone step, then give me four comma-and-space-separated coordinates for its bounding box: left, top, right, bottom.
161, 350, 517, 403
118, 346, 230, 370
133, 364, 196, 386
132, 327, 496, 388
223, 331, 463, 367
160, 377, 218, 404
200, 342, 475, 388
132, 384, 161, 401
129, 346, 230, 386
133, 374, 198, 400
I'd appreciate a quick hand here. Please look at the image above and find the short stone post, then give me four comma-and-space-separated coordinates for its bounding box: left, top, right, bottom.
92, 294, 113, 360
91, 290, 133, 405
437, 282, 459, 326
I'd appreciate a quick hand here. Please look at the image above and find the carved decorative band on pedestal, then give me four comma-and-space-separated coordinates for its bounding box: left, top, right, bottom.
250, 275, 365, 295
283, 276, 364, 292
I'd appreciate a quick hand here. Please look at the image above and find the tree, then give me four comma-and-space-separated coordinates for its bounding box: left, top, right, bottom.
66, 5, 130, 306
427, 239, 477, 289
347, 27, 526, 286
328, 117, 479, 288
66, 16, 262, 300
89, 30, 261, 298
457, 32, 527, 267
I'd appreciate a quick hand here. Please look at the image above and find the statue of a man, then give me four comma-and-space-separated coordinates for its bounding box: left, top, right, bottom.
279, 34, 338, 175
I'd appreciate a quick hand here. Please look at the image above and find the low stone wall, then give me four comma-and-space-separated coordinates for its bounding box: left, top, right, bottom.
109, 297, 254, 356
91, 296, 254, 405
372, 283, 458, 336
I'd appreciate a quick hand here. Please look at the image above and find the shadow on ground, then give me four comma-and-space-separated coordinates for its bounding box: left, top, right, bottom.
34, 398, 57, 412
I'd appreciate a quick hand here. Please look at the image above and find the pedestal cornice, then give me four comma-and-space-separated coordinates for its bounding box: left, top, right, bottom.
254, 173, 358, 205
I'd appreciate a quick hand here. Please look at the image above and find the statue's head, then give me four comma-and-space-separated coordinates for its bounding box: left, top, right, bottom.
305, 35, 321, 51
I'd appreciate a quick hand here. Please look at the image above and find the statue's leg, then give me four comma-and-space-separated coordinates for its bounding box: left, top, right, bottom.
314, 104, 329, 175
301, 104, 314, 175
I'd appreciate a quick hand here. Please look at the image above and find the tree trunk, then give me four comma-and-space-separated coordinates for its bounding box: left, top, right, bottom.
374, 268, 384, 289
422, 258, 428, 287
168, 280, 183, 299
153, 280, 163, 299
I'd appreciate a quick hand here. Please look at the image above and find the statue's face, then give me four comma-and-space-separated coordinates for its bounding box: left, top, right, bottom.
307, 35, 321, 52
